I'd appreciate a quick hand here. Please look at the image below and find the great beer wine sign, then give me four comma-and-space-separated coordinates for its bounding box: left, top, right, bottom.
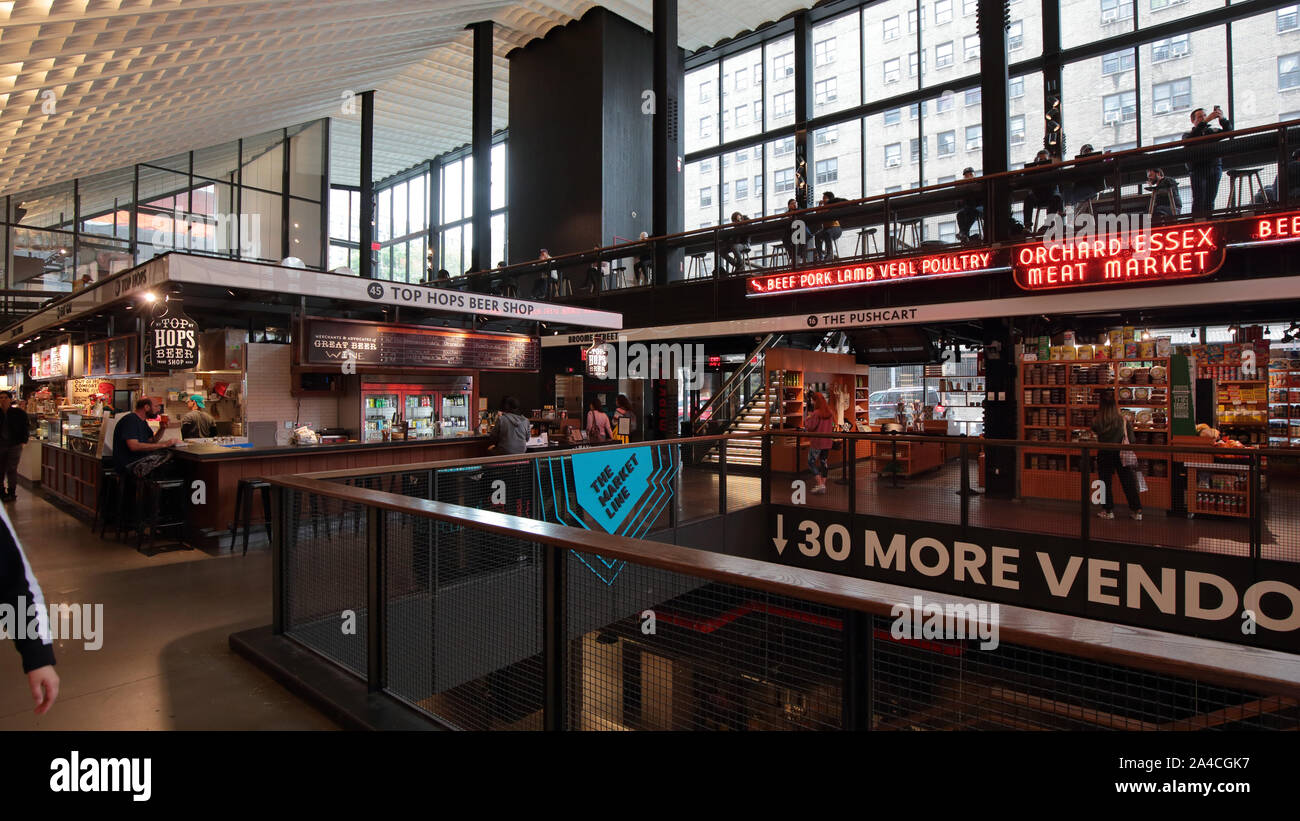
746, 249, 998, 297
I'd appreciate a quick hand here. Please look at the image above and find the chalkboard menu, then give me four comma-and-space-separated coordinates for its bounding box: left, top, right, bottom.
303, 319, 539, 371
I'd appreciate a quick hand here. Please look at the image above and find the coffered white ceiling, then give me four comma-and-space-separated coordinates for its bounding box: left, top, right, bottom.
0, 0, 805, 198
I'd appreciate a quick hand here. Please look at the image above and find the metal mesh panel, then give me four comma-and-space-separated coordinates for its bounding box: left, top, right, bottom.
383, 508, 544, 730
1263, 453, 1300, 562
282, 489, 368, 677
565, 552, 843, 730
869, 614, 1300, 731
331, 469, 432, 500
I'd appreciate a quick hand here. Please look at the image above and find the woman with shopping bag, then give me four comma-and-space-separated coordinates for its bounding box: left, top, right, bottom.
1089, 389, 1144, 521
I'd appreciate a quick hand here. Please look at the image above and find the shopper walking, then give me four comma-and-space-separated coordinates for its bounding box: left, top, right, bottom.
804, 391, 835, 495
1, 502, 59, 714
1090, 389, 1143, 520
0, 391, 29, 501
585, 399, 613, 444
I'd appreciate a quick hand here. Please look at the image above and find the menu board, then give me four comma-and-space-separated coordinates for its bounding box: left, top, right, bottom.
88, 341, 107, 376
31, 343, 68, 380
108, 336, 133, 374
303, 319, 539, 371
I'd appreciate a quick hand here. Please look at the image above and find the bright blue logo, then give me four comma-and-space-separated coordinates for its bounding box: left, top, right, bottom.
569, 448, 655, 535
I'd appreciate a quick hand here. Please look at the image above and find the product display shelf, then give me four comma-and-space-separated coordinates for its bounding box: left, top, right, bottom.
1267, 357, 1300, 446
1019, 357, 1173, 508
1216, 379, 1269, 446
1186, 462, 1252, 519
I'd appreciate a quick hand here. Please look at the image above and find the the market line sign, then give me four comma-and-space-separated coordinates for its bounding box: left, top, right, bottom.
744, 211, 1300, 297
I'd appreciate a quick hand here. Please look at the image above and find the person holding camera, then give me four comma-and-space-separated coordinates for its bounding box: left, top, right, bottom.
1183, 105, 1232, 218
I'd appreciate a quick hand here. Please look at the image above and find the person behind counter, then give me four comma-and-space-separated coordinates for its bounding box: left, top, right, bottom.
1090, 388, 1143, 521
0, 391, 30, 502
113, 398, 176, 478
180, 394, 215, 439
489, 396, 530, 455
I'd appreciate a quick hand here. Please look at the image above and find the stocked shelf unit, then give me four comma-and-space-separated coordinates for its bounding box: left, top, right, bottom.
1185, 462, 1252, 519
1018, 358, 1173, 508
1268, 356, 1300, 446
767, 368, 804, 431
937, 375, 986, 436
1216, 379, 1268, 446
870, 438, 945, 477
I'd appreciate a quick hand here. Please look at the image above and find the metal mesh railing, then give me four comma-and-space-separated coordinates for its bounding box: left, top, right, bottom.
267, 476, 1300, 731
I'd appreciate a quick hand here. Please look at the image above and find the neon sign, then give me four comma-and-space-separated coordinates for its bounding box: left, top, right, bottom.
1252, 211, 1300, 241
747, 250, 997, 297
1012, 224, 1225, 290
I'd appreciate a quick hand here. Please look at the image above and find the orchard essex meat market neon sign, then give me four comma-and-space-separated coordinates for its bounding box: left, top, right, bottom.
1012, 224, 1225, 290
746, 250, 996, 297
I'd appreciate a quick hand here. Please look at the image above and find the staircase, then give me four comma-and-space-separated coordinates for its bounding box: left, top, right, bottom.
701, 391, 768, 467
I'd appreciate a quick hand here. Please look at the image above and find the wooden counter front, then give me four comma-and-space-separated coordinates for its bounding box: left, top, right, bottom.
176, 437, 492, 545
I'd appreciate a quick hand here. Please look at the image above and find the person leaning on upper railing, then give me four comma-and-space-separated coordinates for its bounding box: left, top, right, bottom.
1183, 105, 1232, 218
780, 198, 808, 266
1022, 149, 1065, 232
955, 167, 983, 242
1068, 144, 1105, 209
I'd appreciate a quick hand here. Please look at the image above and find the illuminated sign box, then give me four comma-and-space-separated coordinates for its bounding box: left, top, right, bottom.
746, 250, 998, 297
1013, 224, 1226, 290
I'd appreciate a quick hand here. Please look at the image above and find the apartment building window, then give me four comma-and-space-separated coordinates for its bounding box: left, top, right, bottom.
734, 67, 748, 90
910, 137, 927, 163
753, 100, 763, 122
774, 168, 795, 193
736, 178, 749, 198
1010, 115, 1026, 145
734, 149, 749, 164
885, 143, 902, 167
1102, 50, 1135, 75
699, 116, 713, 139
721, 182, 730, 204
1103, 91, 1138, 123
815, 78, 838, 106
814, 38, 836, 66
936, 41, 954, 68
700, 186, 713, 207
1009, 77, 1024, 98
773, 53, 794, 77
701, 159, 713, 172
935, 0, 954, 25
938, 130, 957, 156
774, 136, 795, 156
964, 34, 980, 62
937, 93, 954, 113
909, 50, 926, 77
966, 124, 982, 150
735, 105, 750, 127
1150, 0, 1188, 9
1152, 78, 1192, 114
773, 90, 794, 118
884, 58, 901, 83
1101, 0, 1133, 24
885, 185, 903, 193
938, 221, 958, 243
883, 15, 901, 40
1280, 5, 1299, 33
1282, 53, 1300, 90
699, 80, 713, 102
1008, 21, 1023, 50
754, 175, 764, 198
815, 158, 839, 184
909, 101, 926, 119
963, 0, 977, 15
1151, 35, 1190, 63
816, 125, 840, 145
907, 7, 925, 33
966, 88, 982, 106
884, 108, 902, 125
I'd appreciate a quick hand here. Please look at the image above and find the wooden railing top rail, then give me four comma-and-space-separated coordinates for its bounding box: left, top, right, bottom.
266, 473, 1300, 697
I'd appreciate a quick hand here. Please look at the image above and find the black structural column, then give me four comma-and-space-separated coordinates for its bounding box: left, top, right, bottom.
471, 21, 494, 271
652, 0, 681, 285
359, 89, 376, 279
1042, 0, 1064, 157
793, 12, 812, 209
978, 0, 1011, 241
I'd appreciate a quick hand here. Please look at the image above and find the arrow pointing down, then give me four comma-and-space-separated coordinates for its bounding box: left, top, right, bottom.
773, 513, 787, 555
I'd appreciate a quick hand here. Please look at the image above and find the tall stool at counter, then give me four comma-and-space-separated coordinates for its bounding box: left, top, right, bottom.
230, 477, 273, 556
137, 475, 187, 553
93, 465, 119, 537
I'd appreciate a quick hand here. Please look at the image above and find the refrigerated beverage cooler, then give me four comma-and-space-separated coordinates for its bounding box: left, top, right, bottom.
361, 381, 473, 441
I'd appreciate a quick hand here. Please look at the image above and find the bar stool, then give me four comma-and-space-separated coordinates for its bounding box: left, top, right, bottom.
137, 476, 187, 553
687, 252, 709, 279
1227, 168, 1267, 212
92, 466, 117, 536
768, 244, 789, 268
230, 477, 272, 555
853, 228, 880, 257
610, 264, 629, 288
99, 471, 132, 540
893, 218, 922, 251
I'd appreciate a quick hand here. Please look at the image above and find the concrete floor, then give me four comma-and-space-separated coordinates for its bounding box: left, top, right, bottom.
0, 489, 335, 730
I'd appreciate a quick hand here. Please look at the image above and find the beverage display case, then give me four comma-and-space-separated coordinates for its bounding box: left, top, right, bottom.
361, 379, 474, 442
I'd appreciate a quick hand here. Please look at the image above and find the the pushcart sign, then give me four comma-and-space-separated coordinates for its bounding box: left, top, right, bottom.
1013, 224, 1226, 290
747, 250, 997, 297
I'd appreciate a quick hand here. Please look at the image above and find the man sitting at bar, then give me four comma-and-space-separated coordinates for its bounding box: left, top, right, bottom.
113, 398, 175, 477
1022, 150, 1065, 232
814, 191, 847, 261
1145, 168, 1182, 219
722, 212, 751, 273
180, 394, 216, 440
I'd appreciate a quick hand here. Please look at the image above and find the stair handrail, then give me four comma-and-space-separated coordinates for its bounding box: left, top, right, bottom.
690, 333, 783, 436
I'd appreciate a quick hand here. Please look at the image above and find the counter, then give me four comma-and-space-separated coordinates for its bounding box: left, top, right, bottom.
177, 435, 492, 546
